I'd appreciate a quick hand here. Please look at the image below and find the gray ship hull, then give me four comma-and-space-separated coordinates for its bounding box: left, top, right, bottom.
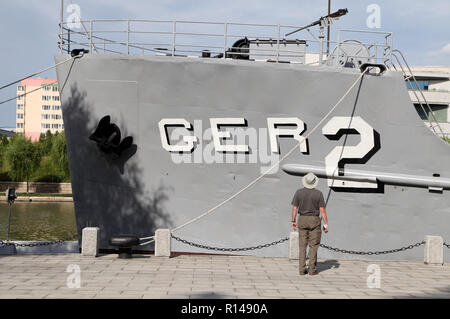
55, 54, 450, 261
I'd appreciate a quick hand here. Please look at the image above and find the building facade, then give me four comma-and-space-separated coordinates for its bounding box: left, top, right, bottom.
407, 66, 450, 137
16, 78, 63, 141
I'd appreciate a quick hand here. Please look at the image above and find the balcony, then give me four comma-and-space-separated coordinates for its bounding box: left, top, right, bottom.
408, 90, 450, 105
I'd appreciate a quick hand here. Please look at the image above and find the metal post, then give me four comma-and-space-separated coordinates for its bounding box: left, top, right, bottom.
172, 20, 176, 56
276, 24, 280, 63
335, 29, 341, 67
327, 0, 331, 56
60, 0, 64, 54
389, 33, 394, 66
223, 22, 228, 59
127, 19, 130, 55
319, 24, 324, 65
90, 20, 93, 53
67, 28, 71, 54
7, 202, 12, 241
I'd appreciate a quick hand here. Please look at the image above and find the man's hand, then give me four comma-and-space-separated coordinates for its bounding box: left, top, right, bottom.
292, 222, 297, 230
323, 224, 329, 233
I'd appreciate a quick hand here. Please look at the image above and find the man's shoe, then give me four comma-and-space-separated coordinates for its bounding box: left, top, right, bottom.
309, 270, 319, 276
299, 270, 308, 275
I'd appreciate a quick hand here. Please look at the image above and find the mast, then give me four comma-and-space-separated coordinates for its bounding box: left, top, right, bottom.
327, 0, 331, 56
60, 0, 64, 54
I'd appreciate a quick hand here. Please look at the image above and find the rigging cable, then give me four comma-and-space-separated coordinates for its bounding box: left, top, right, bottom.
139, 68, 368, 245
169, 68, 368, 234
0, 54, 83, 106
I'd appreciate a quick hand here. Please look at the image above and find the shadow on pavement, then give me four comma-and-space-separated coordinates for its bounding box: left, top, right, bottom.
317, 259, 340, 272
394, 286, 450, 299
188, 292, 234, 299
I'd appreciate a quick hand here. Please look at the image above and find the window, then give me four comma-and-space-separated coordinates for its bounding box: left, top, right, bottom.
17, 95, 24, 100
17, 104, 24, 110
17, 113, 24, 119
52, 86, 59, 92
414, 104, 448, 123
52, 124, 60, 129
42, 105, 51, 110
17, 123, 24, 129
51, 114, 62, 120
17, 85, 25, 91
41, 114, 51, 120
52, 105, 60, 111
42, 95, 51, 101
406, 80, 429, 90
52, 96, 60, 101
41, 123, 51, 129
43, 86, 52, 91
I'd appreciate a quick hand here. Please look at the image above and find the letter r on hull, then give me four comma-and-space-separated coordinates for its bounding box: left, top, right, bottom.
267, 117, 308, 154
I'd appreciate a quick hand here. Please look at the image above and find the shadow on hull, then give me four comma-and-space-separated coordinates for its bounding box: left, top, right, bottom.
62, 84, 174, 249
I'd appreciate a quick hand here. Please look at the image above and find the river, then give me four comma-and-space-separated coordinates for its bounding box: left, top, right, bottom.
0, 202, 77, 241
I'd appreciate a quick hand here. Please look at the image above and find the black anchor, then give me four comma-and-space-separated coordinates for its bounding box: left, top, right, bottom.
89, 115, 133, 159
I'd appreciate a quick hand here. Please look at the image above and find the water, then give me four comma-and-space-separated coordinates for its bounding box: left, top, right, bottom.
0, 202, 77, 241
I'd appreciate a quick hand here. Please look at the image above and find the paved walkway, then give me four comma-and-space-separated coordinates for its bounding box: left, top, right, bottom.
0, 254, 449, 299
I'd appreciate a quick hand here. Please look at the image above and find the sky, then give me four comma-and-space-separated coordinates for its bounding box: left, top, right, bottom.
0, 0, 449, 127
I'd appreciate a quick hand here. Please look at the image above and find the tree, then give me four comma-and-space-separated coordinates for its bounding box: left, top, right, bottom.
0, 134, 9, 169
50, 131, 70, 180
4, 134, 42, 192
37, 130, 53, 156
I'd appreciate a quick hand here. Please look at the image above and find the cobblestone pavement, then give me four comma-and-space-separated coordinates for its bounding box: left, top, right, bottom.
0, 254, 449, 299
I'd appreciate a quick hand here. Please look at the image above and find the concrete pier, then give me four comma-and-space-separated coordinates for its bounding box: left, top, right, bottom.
0, 254, 449, 299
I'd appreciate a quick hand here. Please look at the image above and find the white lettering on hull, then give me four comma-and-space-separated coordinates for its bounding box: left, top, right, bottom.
158, 116, 380, 189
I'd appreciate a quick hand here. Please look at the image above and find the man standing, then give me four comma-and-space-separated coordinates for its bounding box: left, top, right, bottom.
291, 173, 328, 275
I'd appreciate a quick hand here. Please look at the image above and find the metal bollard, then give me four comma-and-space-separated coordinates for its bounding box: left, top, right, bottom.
289, 231, 299, 260
81, 227, 100, 257
155, 229, 171, 257
424, 235, 443, 265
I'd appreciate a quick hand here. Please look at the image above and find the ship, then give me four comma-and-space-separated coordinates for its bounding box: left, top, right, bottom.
54, 8, 450, 261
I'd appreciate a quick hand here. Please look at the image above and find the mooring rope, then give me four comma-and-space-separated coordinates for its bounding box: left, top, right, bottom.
167, 68, 369, 235
0, 54, 83, 105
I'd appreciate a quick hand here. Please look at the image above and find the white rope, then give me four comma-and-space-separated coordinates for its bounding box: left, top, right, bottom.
0, 55, 80, 105
170, 68, 369, 233
0, 80, 58, 106
0, 56, 76, 92
139, 239, 155, 246
139, 235, 155, 241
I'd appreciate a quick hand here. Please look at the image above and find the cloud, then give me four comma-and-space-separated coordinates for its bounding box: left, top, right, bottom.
438, 43, 450, 55
428, 43, 450, 57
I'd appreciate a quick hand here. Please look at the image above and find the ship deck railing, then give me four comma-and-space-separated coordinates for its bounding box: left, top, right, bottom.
58, 19, 393, 67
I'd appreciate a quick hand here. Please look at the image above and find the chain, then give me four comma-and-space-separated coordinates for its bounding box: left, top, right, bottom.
444, 242, 450, 249
172, 235, 426, 255
0, 239, 75, 247
171, 234, 289, 252
319, 241, 425, 255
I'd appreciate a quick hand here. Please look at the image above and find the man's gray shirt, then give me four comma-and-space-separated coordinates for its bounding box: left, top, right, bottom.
291, 188, 325, 216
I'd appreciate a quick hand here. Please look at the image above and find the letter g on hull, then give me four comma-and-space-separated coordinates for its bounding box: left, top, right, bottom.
158, 119, 198, 152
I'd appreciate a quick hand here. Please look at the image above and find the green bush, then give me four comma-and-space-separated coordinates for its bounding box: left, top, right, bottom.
4, 134, 41, 183
0, 131, 70, 183
49, 131, 70, 181
0, 134, 9, 172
